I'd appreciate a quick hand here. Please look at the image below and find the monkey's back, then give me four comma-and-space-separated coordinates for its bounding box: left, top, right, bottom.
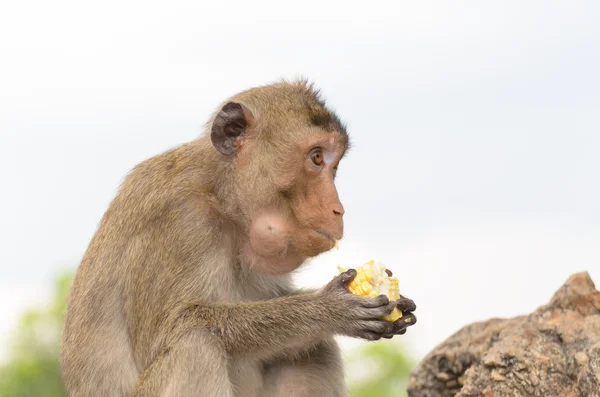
60, 145, 207, 395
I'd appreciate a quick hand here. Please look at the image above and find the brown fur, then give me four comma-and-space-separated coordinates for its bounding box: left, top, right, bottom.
61, 79, 413, 397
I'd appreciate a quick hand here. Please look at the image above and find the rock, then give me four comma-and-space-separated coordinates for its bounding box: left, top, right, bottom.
407, 272, 600, 397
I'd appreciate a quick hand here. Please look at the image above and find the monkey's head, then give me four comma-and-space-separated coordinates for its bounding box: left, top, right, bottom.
209, 80, 349, 274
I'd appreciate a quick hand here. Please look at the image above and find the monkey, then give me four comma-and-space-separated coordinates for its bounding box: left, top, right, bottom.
60, 79, 417, 397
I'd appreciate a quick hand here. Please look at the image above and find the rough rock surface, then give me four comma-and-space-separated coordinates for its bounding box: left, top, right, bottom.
407, 272, 600, 397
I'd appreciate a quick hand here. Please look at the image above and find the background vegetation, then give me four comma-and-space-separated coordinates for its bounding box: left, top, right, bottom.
0, 273, 413, 397
0, 273, 71, 397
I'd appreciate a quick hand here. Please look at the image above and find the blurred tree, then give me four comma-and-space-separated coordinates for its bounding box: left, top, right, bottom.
0, 271, 73, 397
347, 339, 415, 397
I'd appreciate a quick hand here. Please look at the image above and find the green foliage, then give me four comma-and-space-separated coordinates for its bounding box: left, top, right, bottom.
0, 272, 73, 397
347, 339, 415, 397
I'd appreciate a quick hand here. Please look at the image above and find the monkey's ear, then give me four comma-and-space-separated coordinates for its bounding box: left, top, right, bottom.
211, 102, 252, 156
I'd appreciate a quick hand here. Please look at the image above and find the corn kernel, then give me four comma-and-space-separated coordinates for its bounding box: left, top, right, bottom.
357, 268, 365, 281
364, 266, 372, 282
361, 281, 372, 293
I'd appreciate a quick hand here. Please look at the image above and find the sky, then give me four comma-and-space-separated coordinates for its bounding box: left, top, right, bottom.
1, 1, 599, 364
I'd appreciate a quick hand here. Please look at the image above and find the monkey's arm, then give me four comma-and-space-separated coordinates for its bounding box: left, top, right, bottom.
181, 293, 342, 360
168, 270, 401, 361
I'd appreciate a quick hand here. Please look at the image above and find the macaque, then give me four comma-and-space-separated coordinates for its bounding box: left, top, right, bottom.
61, 80, 417, 397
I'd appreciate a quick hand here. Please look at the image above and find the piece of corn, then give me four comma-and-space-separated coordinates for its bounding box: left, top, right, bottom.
337, 260, 403, 322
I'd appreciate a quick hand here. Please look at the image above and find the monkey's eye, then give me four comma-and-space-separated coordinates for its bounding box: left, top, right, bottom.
311, 149, 324, 166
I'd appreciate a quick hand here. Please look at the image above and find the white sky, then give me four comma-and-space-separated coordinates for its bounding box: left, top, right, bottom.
1, 1, 599, 363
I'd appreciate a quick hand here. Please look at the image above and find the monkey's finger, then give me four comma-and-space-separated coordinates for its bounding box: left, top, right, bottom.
359, 332, 384, 341
361, 300, 397, 319
396, 296, 417, 312
383, 326, 408, 339
358, 294, 390, 309
339, 269, 357, 286
372, 320, 394, 335
392, 313, 417, 334
356, 320, 393, 337
384, 300, 397, 314
384, 327, 408, 338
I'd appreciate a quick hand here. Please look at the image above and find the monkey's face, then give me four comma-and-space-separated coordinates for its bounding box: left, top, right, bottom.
240, 129, 346, 274
284, 131, 346, 251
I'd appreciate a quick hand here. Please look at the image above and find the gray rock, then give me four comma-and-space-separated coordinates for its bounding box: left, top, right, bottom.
407, 272, 600, 397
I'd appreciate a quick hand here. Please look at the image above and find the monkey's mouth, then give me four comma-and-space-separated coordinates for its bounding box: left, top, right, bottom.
315, 230, 337, 244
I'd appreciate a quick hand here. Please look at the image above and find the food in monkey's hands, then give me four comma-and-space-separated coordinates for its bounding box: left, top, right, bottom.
337, 260, 403, 322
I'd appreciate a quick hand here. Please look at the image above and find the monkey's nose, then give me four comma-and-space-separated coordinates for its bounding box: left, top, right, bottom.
333, 204, 345, 217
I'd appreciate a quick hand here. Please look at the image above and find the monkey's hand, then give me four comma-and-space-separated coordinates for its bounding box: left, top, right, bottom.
319, 269, 399, 341
383, 295, 417, 338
